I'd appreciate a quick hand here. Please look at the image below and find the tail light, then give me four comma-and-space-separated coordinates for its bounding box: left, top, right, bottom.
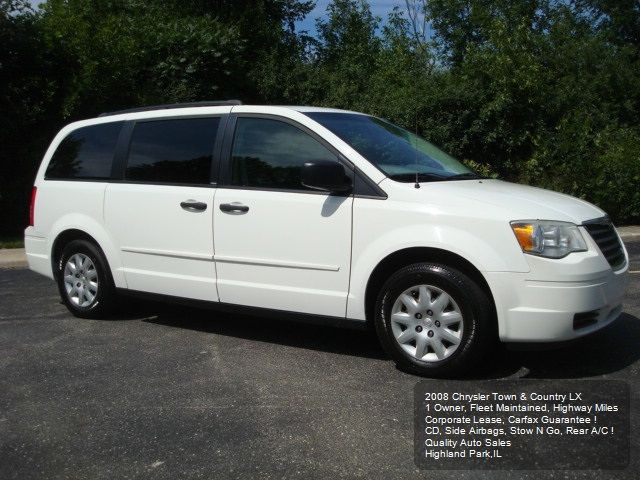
29, 186, 37, 227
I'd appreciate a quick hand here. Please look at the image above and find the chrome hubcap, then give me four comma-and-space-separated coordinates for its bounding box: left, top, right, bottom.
390, 284, 464, 362
63, 253, 98, 308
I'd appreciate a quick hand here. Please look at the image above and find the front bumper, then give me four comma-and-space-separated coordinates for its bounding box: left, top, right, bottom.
486, 238, 629, 342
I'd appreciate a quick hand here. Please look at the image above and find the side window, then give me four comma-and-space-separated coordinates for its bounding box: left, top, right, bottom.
125, 117, 220, 184
45, 122, 123, 180
230, 117, 339, 191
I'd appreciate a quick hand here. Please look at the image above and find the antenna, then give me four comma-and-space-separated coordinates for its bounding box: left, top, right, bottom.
413, 38, 421, 189
414, 114, 420, 189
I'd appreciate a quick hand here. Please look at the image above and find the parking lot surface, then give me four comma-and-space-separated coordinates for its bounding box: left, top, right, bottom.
1, 242, 639, 479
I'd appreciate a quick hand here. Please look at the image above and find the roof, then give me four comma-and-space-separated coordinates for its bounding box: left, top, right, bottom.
98, 101, 362, 118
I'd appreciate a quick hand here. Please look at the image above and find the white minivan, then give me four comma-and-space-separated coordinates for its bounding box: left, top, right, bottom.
24, 101, 629, 376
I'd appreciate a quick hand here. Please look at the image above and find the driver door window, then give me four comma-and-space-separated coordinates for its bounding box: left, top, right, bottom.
230, 117, 339, 191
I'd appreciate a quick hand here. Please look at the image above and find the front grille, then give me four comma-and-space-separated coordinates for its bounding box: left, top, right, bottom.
583, 219, 625, 268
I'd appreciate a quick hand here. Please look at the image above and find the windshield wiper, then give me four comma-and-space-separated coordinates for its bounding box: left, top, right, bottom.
388, 172, 487, 183
444, 173, 487, 180
388, 172, 449, 182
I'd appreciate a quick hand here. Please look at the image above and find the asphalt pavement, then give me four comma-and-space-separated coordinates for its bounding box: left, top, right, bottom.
1, 242, 639, 480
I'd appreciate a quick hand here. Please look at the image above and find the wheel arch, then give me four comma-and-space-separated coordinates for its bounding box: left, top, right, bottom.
49, 227, 124, 289
51, 229, 99, 275
364, 247, 497, 328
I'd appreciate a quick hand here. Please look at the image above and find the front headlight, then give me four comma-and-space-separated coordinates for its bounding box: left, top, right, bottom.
510, 220, 587, 258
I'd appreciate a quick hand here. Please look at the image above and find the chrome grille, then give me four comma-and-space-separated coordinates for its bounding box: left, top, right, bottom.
583, 219, 625, 269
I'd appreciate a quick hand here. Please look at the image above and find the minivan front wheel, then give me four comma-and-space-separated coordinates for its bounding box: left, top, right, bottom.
375, 263, 493, 377
56, 239, 117, 318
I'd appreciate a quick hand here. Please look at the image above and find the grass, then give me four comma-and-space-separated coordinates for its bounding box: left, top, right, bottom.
0, 236, 24, 249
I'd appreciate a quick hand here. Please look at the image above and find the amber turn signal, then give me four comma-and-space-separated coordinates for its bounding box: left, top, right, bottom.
511, 223, 536, 252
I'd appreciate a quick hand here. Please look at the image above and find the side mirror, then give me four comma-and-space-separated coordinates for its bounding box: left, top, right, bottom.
301, 160, 352, 193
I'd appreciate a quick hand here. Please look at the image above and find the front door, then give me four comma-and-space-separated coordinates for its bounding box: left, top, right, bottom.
213, 116, 353, 317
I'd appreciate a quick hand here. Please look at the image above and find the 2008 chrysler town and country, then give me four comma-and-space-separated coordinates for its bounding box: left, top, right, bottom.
24, 101, 629, 376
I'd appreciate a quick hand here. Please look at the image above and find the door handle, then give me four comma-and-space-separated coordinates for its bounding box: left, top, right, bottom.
180, 200, 208, 212
220, 202, 249, 214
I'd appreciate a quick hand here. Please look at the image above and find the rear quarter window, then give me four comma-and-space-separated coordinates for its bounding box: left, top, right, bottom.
45, 122, 123, 180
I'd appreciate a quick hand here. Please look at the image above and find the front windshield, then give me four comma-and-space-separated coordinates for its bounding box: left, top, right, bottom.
305, 112, 477, 182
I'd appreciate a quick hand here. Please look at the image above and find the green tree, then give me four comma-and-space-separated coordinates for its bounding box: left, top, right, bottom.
38, 0, 246, 117
0, 0, 316, 236
313, 0, 382, 108
420, 0, 640, 222
1, 0, 66, 235
2, 0, 640, 234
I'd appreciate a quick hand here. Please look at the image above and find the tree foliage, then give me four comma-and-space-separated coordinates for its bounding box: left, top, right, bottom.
1, 0, 639, 235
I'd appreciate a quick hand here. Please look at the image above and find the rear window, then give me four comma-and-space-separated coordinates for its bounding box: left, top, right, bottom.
125, 117, 220, 184
45, 122, 123, 180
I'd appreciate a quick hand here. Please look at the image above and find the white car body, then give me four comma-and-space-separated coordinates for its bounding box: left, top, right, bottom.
25, 104, 629, 343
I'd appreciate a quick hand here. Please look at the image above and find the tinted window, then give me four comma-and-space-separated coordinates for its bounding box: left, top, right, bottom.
125, 117, 220, 184
231, 117, 338, 191
45, 122, 123, 180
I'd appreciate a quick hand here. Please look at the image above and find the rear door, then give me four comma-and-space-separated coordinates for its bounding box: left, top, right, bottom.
213, 114, 354, 317
105, 115, 225, 301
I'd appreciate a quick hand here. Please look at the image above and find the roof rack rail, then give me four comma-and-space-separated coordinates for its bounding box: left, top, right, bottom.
98, 100, 243, 117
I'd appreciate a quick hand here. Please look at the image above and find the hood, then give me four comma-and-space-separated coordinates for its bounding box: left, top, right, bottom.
410, 179, 606, 224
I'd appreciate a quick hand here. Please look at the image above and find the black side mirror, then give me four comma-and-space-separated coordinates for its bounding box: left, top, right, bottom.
301, 160, 352, 193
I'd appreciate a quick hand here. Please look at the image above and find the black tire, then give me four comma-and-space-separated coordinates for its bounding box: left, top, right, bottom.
374, 262, 494, 377
55, 239, 117, 319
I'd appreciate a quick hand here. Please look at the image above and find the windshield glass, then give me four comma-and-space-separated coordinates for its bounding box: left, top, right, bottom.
305, 112, 477, 182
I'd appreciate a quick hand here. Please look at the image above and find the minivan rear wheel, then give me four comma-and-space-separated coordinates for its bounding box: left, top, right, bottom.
56, 239, 117, 319
374, 262, 493, 377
